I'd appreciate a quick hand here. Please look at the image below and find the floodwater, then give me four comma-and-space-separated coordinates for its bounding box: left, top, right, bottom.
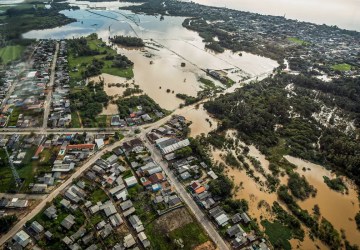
185, 0, 360, 31
174, 104, 218, 137
22, 1, 278, 110
285, 155, 360, 246
218, 130, 360, 248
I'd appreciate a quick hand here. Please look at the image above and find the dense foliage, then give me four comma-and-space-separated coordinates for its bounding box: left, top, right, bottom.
1, 2, 78, 41
204, 73, 360, 186
116, 95, 163, 118
110, 35, 145, 47
323, 176, 347, 193
208, 174, 234, 198
69, 82, 109, 123
288, 172, 317, 200
0, 215, 17, 234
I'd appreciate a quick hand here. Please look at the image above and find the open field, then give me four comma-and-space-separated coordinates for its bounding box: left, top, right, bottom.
287, 37, 309, 45
0, 45, 25, 64
145, 207, 210, 250
331, 63, 352, 71
261, 220, 292, 250
68, 36, 134, 80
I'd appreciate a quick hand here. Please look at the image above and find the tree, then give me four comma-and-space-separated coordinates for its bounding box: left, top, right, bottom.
208, 175, 234, 198
174, 146, 192, 158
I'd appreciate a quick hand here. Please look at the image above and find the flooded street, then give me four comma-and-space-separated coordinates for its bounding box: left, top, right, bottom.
174, 104, 218, 137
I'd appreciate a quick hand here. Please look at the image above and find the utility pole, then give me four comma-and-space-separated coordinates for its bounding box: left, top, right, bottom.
3, 147, 22, 188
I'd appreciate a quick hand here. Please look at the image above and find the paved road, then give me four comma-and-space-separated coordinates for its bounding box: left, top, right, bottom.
42, 42, 59, 131
142, 138, 230, 250
0, 138, 130, 246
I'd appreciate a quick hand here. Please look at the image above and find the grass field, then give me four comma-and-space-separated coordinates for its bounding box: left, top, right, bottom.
68, 36, 134, 80
261, 220, 292, 250
0, 146, 37, 192
331, 63, 352, 71
0, 45, 25, 64
71, 112, 82, 128
90, 188, 108, 203
287, 37, 309, 46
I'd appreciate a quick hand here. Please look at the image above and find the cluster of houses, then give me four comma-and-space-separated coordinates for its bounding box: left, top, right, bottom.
1, 40, 56, 128
0, 66, 19, 127
48, 40, 72, 128
145, 117, 271, 249
110, 106, 164, 127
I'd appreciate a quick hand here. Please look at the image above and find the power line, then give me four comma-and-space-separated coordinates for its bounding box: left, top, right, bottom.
3, 146, 22, 188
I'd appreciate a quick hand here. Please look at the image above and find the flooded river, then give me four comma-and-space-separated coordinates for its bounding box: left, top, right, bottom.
23, 1, 278, 110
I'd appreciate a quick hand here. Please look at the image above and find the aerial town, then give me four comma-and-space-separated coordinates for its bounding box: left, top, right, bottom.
0, 0, 360, 250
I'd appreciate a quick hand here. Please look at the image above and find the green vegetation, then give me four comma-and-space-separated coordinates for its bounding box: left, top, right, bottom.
30, 198, 86, 250
288, 172, 317, 200
69, 81, 109, 127
90, 188, 108, 203
261, 220, 292, 250
272, 201, 304, 240
277, 185, 342, 249
205, 41, 225, 53
208, 174, 234, 198
67, 34, 134, 80
199, 77, 216, 89
174, 146, 193, 158
146, 221, 209, 250
323, 176, 347, 193
0, 1, 78, 42
355, 212, 360, 230
0, 45, 25, 64
0, 215, 17, 234
204, 73, 360, 188
110, 35, 145, 47
287, 37, 309, 46
0, 146, 39, 192
176, 93, 200, 106
331, 63, 352, 72
70, 112, 82, 128
116, 94, 165, 118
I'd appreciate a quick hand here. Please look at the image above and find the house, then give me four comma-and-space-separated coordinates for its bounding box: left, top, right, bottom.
231, 213, 242, 224
129, 215, 144, 232
109, 213, 123, 227
60, 199, 71, 209
30, 221, 44, 234
71, 228, 86, 242
241, 212, 251, 224
124, 176, 138, 187
82, 233, 94, 245
13, 230, 31, 247
100, 224, 112, 239
86, 244, 98, 250
148, 173, 165, 184
61, 214, 76, 230
207, 170, 218, 180
123, 234, 136, 248
227, 224, 245, 237
95, 139, 104, 149
138, 232, 151, 248
45, 231, 53, 240
123, 207, 136, 217
100, 202, 117, 217
120, 200, 133, 211
44, 205, 57, 219
66, 144, 95, 151
215, 213, 229, 227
